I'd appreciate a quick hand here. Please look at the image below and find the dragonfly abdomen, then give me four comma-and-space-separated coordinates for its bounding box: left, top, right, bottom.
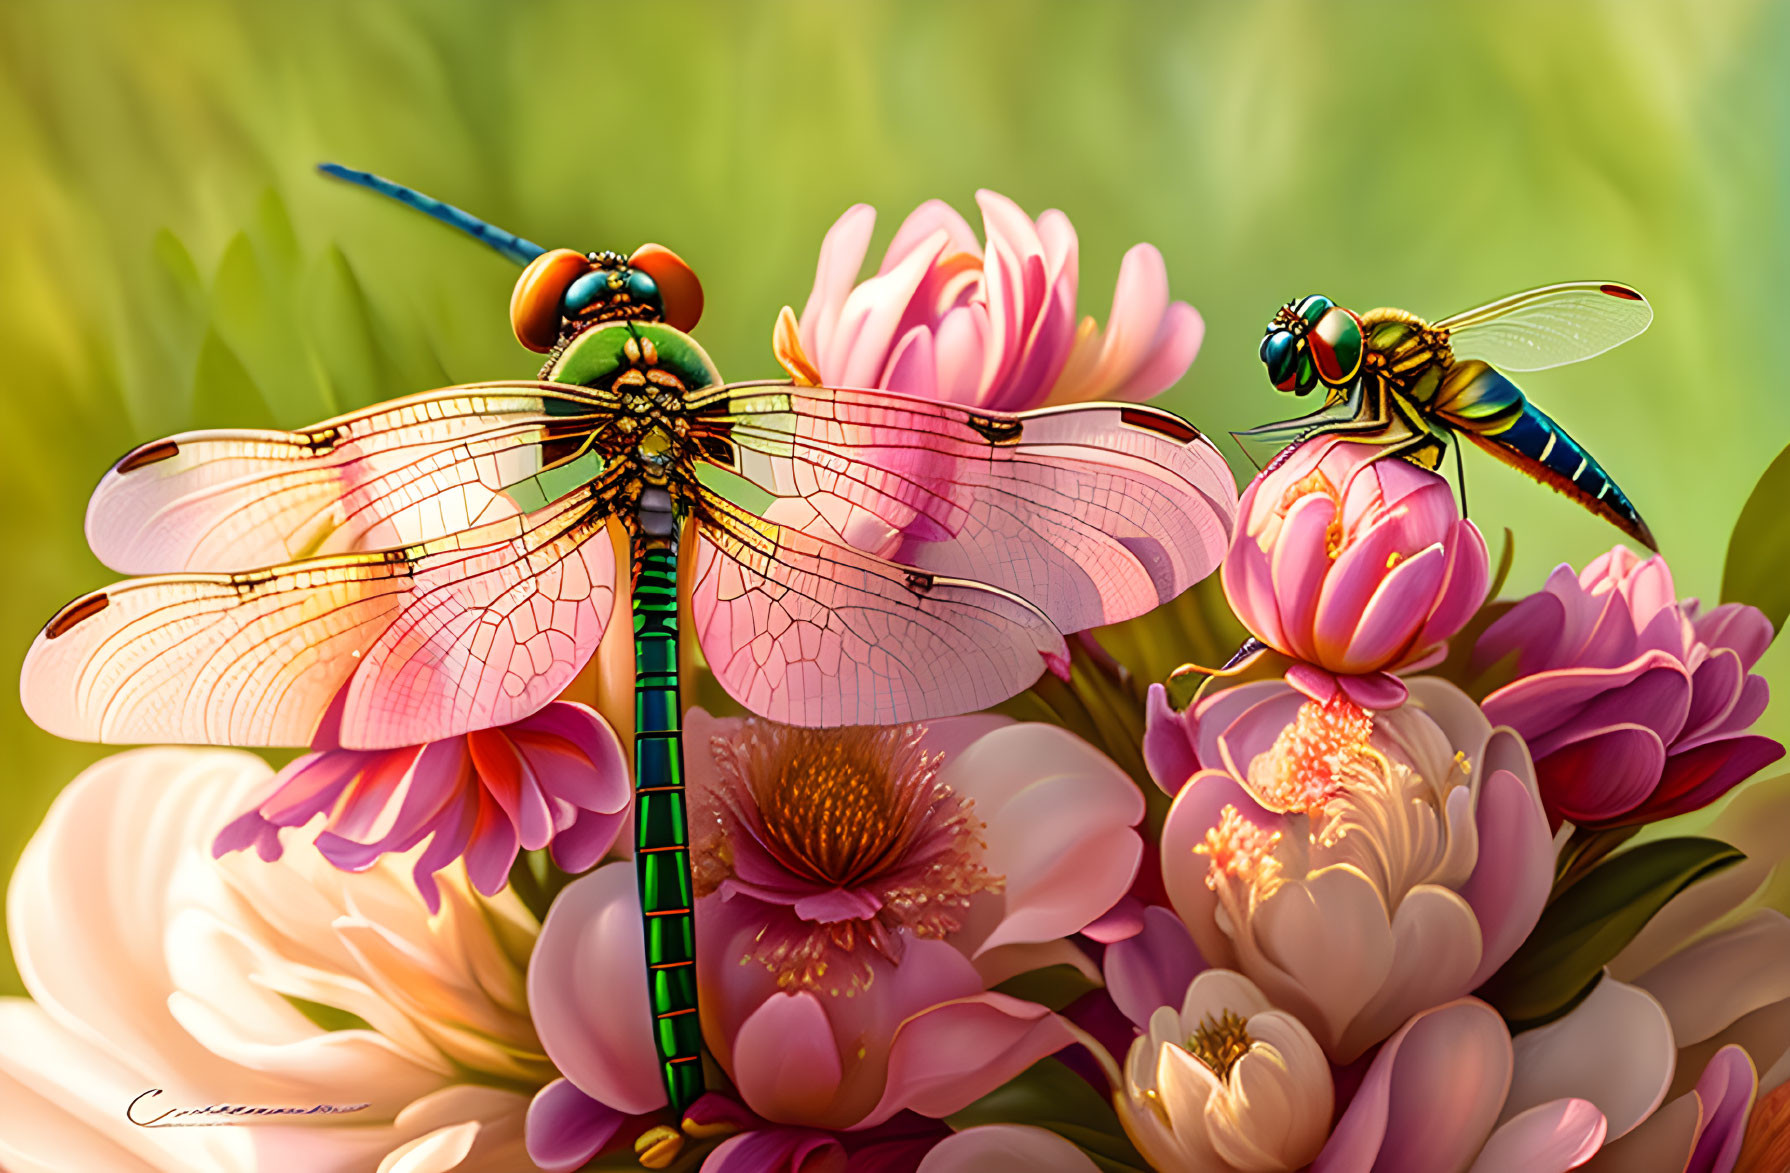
1441, 363, 1656, 550
631, 519, 705, 1111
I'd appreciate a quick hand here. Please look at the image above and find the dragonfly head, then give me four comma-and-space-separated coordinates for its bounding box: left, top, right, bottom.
510, 245, 705, 353
1261, 294, 1365, 396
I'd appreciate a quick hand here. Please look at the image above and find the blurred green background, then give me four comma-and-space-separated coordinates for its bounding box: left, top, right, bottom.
3, 0, 1787, 994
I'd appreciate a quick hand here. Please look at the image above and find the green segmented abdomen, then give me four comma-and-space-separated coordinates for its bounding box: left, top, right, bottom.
631, 539, 704, 1112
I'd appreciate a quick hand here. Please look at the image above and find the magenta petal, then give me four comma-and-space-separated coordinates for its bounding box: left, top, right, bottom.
882, 325, 940, 401
1143, 683, 1200, 796
731, 992, 846, 1125
1686, 1044, 1756, 1173
525, 1078, 626, 1173
1694, 602, 1775, 670
1535, 726, 1667, 824
463, 792, 521, 896
704, 1128, 843, 1173
211, 808, 285, 862
1624, 735, 1787, 825
547, 808, 627, 875
257, 749, 372, 823
1103, 906, 1206, 1029
1414, 521, 1490, 651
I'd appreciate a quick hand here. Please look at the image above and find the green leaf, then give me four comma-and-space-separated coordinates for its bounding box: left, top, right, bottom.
946, 1059, 1149, 1173
991, 963, 1102, 1012
1724, 440, 1790, 636
1477, 837, 1744, 1030
280, 994, 374, 1034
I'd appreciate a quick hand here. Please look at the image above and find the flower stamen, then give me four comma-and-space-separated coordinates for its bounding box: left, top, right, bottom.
1186, 1010, 1254, 1080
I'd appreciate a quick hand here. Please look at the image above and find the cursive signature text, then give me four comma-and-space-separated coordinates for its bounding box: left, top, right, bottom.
127, 1088, 371, 1128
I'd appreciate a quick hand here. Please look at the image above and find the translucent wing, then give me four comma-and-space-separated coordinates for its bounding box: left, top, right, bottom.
690, 492, 1068, 726
1437, 282, 1652, 372
87, 381, 616, 574
690, 381, 1236, 634
22, 490, 617, 750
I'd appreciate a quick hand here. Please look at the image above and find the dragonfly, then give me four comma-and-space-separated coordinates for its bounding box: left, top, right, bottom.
1242, 284, 1657, 549
19, 165, 1237, 1111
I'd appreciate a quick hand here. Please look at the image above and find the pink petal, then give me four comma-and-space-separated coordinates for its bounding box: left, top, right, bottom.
1471, 1099, 1607, 1173
1337, 671, 1409, 710
1634, 736, 1785, 824
861, 993, 1077, 1128
1685, 1045, 1756, 1173
731, 992, 847, 1124
1111, 300, 1203, 401
1314, 998, 1512, 1173
798, 204, 875, 361
1414, 521, 1492, 652
1285, 661, 1342, 704
1088, 244, 1172, 391
1310, 518, 1411, 665
527, 864, 664, 1115
932, 304, 990, 405
831, 231, 949, 388
1143, 683, 1200, 796
881, 325, 940, 401
525, 1078, 626, 1173
1460, 767, 1554, 988
1268, 492, 1341, 659
1103, 905, 1207, 1029
881, 199, 980, 274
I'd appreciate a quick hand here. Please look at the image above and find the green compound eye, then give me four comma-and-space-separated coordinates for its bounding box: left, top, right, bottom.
1295, 294, 1334, 327
1261, 328, 1305, 392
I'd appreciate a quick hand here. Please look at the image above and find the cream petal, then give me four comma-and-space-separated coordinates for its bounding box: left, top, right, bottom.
1577, 1091, 1700, 1172
1469, 1099, 1607, 1173
1247, 866, 1396, 1061
916, 1124, 1102, 1173
1636, 911, 1790, 1048
1181, 968, 1276, 1025
0, 999, 249, 1173
1340, 885, 1483, 1060
970, 937, 1103, 991
1505, 977, 1674, 1140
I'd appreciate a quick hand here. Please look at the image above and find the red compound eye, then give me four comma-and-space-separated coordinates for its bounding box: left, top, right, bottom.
629, 243, 704, 333
509, 248, 591, 353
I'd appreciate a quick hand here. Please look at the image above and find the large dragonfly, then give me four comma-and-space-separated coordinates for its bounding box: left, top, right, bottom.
1243, 284, 1656, 548
19, 166, 1237, 1111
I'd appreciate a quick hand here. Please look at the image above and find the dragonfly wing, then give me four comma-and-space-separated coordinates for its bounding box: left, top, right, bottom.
1438, 282, 1652, 372
87, 382, 615, 573
691, 382, 1236, 634
690, 492, 1068, 726
23, 490, 618, 749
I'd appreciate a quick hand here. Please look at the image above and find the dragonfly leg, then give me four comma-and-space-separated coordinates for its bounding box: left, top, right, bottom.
1451, 436, 1470, 521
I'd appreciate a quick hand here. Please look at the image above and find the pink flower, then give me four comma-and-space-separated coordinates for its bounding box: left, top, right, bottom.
525, 713, 1144, 1153
1476, 546, 1782, 827
1154, 677, 1553, 1062
782, 193, 1203, 411
213, 701, 630, 912
1222, 437, 1489, 708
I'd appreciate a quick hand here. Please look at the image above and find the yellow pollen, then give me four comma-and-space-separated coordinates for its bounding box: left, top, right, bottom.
1249, 695, 1375, 815
1195, 805, 1281, 889
1386, 550, 1404, 570
634, 1125, 683, 1168
1187, 1010, 1254, 1080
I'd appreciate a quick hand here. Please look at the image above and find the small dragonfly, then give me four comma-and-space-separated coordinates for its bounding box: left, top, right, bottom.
1242, 284, 1657, 549
19, 165, 1237, 1111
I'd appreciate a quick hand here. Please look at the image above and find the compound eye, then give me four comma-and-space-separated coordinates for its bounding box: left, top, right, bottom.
1295, 294, 1334, 327
509, 248, 590, 353
1260, 329, 1303, 392
628, 243, 704, 333
1308, 307, 1365, 386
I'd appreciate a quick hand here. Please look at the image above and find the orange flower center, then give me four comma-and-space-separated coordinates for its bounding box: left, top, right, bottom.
1248, 696, 1375, 816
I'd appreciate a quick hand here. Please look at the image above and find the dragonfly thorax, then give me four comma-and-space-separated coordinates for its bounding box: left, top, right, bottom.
1357, 307, 1453, 405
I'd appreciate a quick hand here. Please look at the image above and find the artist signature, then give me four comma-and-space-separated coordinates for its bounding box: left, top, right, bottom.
127, 1089, 371, 1128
